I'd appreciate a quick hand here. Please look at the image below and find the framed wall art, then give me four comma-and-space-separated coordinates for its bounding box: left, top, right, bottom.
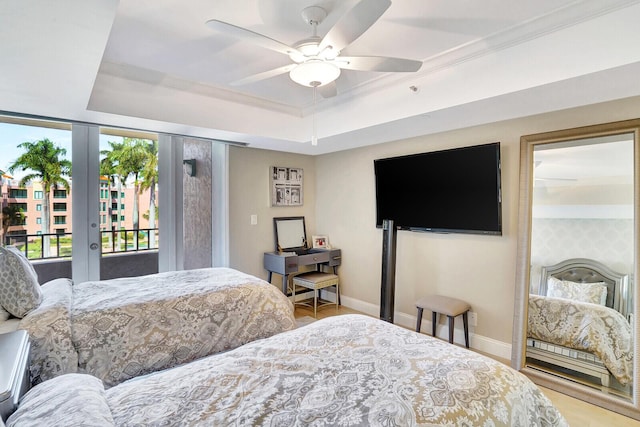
270, 166, 303, 206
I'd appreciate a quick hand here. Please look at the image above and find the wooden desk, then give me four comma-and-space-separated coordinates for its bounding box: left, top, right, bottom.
264, 248, 341, 294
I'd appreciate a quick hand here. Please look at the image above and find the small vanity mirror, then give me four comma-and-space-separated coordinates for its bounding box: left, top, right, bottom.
512, 119, 640, 419
273, 216, 308, 253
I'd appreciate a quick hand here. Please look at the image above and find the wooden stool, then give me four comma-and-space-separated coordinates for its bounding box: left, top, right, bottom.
292, 272, 339, 318
416, 295, 471, 348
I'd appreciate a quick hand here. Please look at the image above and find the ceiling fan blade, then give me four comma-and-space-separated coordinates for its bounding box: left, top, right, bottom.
535, 177, 577, 181
231, 64, 297, 86
206, 19, 299, 56
336, 56, 422, 72
318, 0, 391, 53
318, 81, 337, 98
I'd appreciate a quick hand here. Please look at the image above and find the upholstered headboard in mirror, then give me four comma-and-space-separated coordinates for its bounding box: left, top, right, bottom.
537, 258, 630, 317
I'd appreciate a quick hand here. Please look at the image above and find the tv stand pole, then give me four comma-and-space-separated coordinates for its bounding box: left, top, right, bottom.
380, 219, 397, 323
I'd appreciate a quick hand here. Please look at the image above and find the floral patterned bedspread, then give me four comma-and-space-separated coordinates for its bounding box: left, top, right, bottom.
8, 314, 567, 426
18, 268, 295, 387
17, 278, 78, 384
528, 294, 633, 385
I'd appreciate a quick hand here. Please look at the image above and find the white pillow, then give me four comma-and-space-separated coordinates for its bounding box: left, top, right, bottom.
547, 276, 607, 305
0, 246, 42, 317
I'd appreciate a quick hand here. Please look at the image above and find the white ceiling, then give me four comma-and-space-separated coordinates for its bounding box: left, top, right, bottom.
535, 138, 634, 188
2, 0, 640, 154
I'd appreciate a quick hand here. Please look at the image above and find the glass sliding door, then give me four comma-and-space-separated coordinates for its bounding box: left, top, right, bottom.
0, 116, 73, 282
1, 114, 225, 282
98, 128, 159, 280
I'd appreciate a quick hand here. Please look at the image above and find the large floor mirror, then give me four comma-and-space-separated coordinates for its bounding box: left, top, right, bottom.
512, 119, 640, 419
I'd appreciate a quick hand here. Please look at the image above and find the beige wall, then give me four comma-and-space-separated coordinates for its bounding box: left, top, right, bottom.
228, 147, 316, 280
228, 95, 640, 348
315, 125, 519, 344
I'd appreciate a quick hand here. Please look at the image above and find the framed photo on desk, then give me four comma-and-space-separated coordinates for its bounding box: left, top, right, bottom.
312, 235, 329, 249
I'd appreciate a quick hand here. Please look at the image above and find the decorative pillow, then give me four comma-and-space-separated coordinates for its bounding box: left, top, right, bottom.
4, 246, 39, 281
547, 276, 607, 305
0, 246, 42, 317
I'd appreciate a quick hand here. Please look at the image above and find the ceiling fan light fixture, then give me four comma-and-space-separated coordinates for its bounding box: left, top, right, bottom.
289, 60, 341, 87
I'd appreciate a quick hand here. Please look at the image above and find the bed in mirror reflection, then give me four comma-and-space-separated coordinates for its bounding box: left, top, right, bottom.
526, 258, 633, 398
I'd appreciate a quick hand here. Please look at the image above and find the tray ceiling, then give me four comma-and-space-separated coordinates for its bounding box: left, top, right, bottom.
2, 0, 640, 154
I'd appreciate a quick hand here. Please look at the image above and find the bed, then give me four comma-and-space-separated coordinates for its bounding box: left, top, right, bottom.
526, 258, 633, 388
5, 314, 567, 426
0, 247, 296, 388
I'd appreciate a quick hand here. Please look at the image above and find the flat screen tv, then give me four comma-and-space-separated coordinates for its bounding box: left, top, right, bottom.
374, 142, 502, 235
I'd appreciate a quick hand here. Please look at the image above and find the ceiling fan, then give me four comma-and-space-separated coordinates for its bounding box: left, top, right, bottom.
534, 161, 578, 186
205, 0, 423, 98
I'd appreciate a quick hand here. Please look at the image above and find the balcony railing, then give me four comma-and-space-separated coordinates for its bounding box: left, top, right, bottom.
3, 228, 159, 260
102, 228, 159, 254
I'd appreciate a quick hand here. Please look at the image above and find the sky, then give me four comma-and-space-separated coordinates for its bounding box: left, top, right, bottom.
0, 122, 124, 181
0, 123, 72, 180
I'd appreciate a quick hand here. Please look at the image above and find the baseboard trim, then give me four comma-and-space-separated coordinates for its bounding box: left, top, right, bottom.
340, 295, 512, 361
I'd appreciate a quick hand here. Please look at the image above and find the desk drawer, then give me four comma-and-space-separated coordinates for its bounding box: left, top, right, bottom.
298, 251, 330, 265
328, 249, 341, 266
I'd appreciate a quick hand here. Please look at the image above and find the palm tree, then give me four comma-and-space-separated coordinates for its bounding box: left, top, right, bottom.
8, 139, 71, 257
103, 138, 153, 246
138, 140, 158, 248
1, 204, 26, 246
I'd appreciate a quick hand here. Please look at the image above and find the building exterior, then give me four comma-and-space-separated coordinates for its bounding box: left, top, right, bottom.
98, 177, 157, 234
1, 174, 157, 246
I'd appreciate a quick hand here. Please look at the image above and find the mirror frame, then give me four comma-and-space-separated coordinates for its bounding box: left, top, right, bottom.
512, 118, 640, 419
273, 216, 308, 252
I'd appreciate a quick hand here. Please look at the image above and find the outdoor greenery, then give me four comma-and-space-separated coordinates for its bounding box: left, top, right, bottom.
101, 138, 158, 249
7, 139, 71, 257
4, 135, 158, 259
1, 204, 25, 243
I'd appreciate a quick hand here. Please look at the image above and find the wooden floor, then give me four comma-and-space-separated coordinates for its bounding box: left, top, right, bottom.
294, 305, 640, 427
